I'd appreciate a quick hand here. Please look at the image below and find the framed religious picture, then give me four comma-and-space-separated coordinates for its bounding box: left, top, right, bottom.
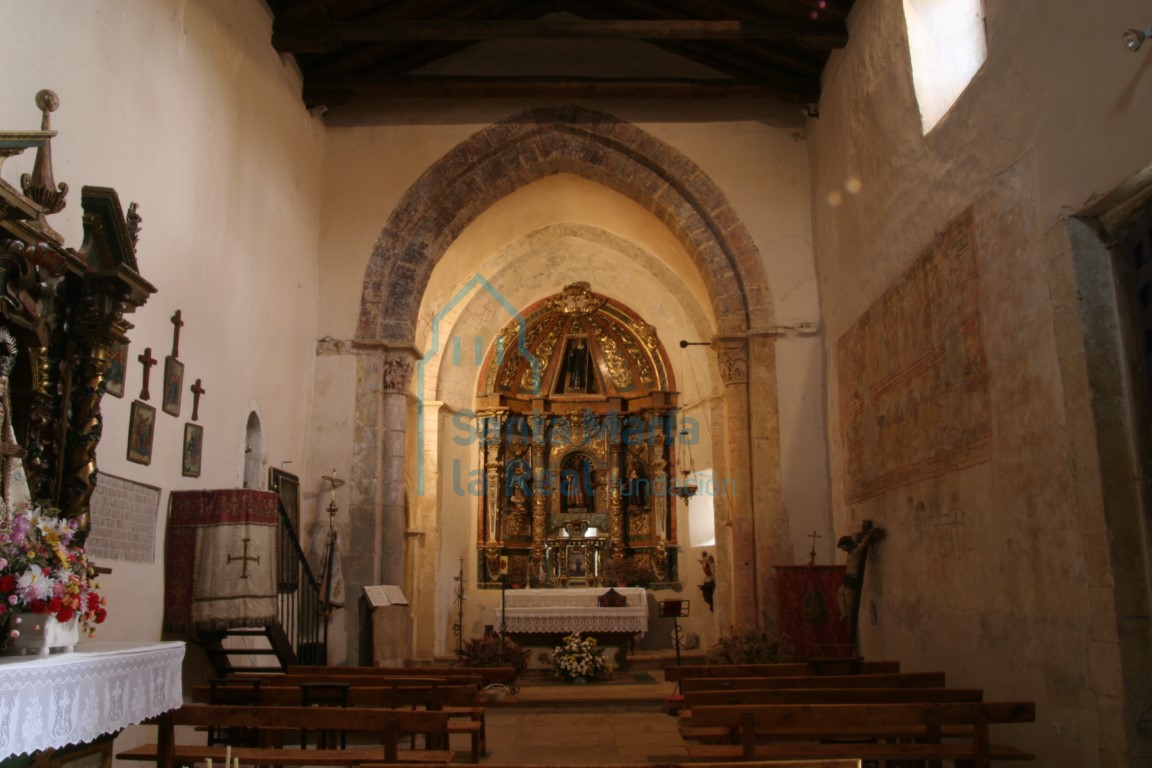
126, 400, 156, 465
269, 467, 300, 592
105, 341, 127, 398
162, 356, 184, 416
181, 422, 203, 477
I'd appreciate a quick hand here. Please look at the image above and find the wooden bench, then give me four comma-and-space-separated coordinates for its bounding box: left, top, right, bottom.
683, 701, 1036, 767
364, 763, 863, 768
679, 671, 946, 693
190, 683, 487, 762
238, 672, 485, 688
678, 687, 985, 743
665, 661, 899, 682
116, 704, 455, 768
289, 664, 521, 689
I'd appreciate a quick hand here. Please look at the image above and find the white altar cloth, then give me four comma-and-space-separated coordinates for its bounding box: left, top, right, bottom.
0, 640, 185, 759
494, 587, 648, 635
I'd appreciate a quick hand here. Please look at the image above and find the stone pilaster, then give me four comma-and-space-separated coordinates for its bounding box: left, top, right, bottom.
380, 349, 416, 587
715, 335, 758, 628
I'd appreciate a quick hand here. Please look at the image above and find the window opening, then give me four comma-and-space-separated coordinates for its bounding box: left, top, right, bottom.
903, 0, 987, 132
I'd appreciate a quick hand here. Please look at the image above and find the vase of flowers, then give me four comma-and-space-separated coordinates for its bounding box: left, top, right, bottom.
0, 502, 106, 655
550, 632, 612, 682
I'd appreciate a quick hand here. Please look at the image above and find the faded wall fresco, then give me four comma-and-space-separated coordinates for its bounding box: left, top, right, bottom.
838, 209, 991, 503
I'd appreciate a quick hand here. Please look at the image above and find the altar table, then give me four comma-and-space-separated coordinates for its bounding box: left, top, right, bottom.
493, 587, 649, 636
0, 641, 185, 759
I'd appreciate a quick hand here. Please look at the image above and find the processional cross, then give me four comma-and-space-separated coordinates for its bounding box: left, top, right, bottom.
808, 530, 821, 565
227, 537, 260, 579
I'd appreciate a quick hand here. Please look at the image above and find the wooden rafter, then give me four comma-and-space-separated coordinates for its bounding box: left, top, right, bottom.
273, 18, 847, 53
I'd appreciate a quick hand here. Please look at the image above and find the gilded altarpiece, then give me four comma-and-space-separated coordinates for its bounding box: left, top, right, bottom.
474, 283, 681, 590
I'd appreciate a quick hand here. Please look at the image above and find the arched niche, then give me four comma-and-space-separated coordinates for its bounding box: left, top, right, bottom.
243, 411, 264, 489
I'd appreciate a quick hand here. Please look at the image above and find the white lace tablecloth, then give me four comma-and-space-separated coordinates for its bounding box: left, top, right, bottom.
0, 640, 185, 759
494, 587, 649, 635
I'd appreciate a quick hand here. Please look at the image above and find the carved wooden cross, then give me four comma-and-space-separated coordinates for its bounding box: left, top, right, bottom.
227, 537, 260, 579
170, 310, 184, 359
190, 378, 206, 421
137, 347, 157, 400
808, 530, 821, 565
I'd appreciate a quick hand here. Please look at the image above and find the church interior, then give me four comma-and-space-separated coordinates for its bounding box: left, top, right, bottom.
3, 1, 1152, 766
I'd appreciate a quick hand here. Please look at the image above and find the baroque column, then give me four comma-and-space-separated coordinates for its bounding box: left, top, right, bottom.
715, 336, 759, 627
529, 411, 549, 585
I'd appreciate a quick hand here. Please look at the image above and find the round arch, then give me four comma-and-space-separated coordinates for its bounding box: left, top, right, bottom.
356, 105, 773, 345
345, 105, 781, 662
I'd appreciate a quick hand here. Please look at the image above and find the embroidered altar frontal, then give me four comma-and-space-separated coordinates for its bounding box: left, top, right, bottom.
164, 489, 279, 632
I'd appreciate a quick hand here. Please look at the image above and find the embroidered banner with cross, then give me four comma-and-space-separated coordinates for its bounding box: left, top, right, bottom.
163, 488, 279, 632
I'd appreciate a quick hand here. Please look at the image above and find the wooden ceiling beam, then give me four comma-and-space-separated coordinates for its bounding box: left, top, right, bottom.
273, 18, 846, 52
301, 74, 814, 101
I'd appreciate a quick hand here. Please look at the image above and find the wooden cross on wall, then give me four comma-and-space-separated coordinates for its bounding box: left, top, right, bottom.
137, 347, 157, 400
190, 378, 206, 421
170, 309, 184, 358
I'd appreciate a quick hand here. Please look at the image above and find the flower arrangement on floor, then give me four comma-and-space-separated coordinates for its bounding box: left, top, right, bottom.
0, 502, 107, 649
550, 632, 612, 682
457, 633, 531, 676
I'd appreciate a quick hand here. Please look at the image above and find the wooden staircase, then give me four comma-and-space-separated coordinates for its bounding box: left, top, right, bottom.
199, 622, 298, 676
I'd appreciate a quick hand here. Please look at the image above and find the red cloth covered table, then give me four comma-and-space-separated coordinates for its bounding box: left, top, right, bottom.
774, 564, 853, 659
163, 489, 280, 632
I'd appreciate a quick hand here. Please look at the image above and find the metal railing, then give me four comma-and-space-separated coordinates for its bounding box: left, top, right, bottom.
276, 503, 328, 665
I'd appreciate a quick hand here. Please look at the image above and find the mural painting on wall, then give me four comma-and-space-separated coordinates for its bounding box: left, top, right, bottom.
473, 283, 681, 590
837, 208, 992, 503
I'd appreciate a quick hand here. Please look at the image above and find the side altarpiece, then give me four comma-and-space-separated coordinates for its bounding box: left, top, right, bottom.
0, 90, 154, 529
474, 282, 684, 590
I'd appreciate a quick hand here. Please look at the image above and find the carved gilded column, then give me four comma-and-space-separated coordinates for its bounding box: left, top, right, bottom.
715, 335, 758, 628
607, 419, 625, 560
529, 412, 548, 584
380, 349, 415, 587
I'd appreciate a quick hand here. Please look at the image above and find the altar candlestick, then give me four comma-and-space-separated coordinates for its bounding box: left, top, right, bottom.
225, 746, 231, 768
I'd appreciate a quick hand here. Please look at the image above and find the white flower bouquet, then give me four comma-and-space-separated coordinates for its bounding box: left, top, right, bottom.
550, 631, 612, 682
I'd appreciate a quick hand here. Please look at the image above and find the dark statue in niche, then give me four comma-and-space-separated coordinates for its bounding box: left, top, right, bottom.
560, 452, 595, 513
559, 337, 596, 393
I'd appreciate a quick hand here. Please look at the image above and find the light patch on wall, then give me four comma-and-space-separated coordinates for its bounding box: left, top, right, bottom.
903, 0, 987, 133
687, 468, 716, 548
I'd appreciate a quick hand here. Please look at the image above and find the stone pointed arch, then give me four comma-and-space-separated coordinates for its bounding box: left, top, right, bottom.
356, 105, 771, 344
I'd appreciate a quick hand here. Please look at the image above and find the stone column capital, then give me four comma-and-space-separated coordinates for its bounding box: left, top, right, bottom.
714, 336, 749, 385
380, 348, 419, 394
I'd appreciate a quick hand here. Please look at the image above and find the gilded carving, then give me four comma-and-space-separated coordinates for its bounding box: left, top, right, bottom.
610, 318, 655, 387
591, 321, 633, 389
547, 281, 603, 315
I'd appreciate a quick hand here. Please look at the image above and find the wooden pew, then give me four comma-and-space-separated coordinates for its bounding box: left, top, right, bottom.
678, 687, 985, 743
683, 701, 1036, 767
116, 705, 455, 768
680, 671, 946, 693
665, 660, 899, 682
189, 683, 487, 762
289, 664, 520, 688
363, 763, 864, 768
237, 672, 483, 688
